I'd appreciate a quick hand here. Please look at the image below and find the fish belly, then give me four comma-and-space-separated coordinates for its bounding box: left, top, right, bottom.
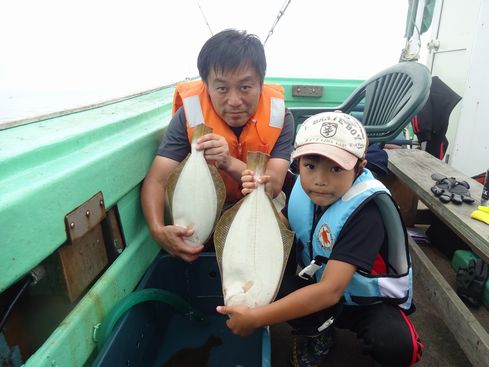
171, 152, 218, 247
222, 188, 284, 307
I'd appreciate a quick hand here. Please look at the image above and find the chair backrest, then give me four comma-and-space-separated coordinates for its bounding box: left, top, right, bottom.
289, 62, 432, 144
340, 61, 432, 143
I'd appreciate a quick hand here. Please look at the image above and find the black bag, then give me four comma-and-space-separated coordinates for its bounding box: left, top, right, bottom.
426, 215, 470, 259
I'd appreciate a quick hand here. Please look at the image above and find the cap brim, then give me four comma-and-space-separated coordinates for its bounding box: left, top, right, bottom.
292, 143, 358, 170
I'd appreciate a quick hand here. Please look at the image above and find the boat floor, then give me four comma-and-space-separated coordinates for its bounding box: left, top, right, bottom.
270, 245, 477, 366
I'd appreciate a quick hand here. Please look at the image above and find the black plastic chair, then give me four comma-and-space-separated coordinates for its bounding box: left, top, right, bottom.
290, 61, 432, 143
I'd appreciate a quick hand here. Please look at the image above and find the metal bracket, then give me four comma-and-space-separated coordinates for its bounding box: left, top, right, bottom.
65, 192, 106, 242
61, 192, 108, 302
292, 85, 323, 97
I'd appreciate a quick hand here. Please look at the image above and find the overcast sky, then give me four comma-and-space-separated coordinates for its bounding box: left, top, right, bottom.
0, 0, 409, 122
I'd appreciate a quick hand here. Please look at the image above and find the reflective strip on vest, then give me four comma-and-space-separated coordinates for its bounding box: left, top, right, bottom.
182, 93, 285, 129
270, 97, 285, 128
378, 275, 410, 299
182, 95, 205, 127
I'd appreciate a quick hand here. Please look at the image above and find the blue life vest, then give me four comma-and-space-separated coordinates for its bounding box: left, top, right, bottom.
288, 169, 413, 310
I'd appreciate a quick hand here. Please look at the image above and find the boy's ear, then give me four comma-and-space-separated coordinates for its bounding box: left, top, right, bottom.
356, 159, 367, 175
359, 159, 367, 169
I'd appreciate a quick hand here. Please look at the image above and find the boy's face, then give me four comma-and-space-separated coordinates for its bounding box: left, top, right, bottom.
299, 155, 365, 208
206, 64, 262, 128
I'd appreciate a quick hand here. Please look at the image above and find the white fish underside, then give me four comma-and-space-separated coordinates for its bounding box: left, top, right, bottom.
222, 185, 284, 307
171, 147, 218, 247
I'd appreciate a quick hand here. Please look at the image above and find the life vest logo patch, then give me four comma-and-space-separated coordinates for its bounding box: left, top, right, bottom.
318, 224, 333, 249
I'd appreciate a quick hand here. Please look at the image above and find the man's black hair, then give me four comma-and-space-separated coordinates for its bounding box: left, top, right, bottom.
197, 29, 266, 84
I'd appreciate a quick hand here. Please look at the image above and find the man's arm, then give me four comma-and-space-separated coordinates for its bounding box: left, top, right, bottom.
265, 110, 295, 197
140, 155, 203, 262
240, 158, 290, 199
265, 157, 290, 198
216, 155, 289, 198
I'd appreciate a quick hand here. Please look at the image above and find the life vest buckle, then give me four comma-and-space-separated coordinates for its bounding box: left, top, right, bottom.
317, 315, 335, 332
298, 256, 327, 280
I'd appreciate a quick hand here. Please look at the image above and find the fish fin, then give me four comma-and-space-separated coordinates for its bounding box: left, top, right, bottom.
208, 162, 226, 227
266, 192, 295, 303
213, 197, 246, 281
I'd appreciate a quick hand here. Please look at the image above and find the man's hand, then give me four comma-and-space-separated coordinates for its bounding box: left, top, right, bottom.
196, 133, 232, 170
216, 305, 258, 336
241, 169, 271, 196
150, 224, 204, 262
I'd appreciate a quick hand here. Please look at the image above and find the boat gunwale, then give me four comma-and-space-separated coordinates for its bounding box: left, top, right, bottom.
0, 82, 183, 131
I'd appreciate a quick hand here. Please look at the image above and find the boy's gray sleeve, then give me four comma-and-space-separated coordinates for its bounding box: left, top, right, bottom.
156, 108, 191, 162
270, 109, 295, 160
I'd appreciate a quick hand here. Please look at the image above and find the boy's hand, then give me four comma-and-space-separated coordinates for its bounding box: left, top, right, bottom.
241, 169, 271, 196
216, 305, 257, 336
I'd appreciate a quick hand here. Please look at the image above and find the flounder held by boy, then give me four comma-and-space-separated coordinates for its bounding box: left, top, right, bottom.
214, 151, 294, 308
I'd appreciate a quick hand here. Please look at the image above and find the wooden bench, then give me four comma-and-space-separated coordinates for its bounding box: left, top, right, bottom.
383, 148, 489, 367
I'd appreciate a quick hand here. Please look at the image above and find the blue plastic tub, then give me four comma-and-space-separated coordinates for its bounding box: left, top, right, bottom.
92, 252, 271, 367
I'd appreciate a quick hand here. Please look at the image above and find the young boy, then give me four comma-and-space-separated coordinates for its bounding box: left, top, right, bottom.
217, 112, 423, 367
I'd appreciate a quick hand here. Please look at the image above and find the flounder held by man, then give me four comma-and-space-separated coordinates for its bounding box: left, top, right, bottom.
214, 151, 294, 308
166, 124, 226, 247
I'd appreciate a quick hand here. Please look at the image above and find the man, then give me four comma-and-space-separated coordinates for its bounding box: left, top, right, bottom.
141, 29, 294, 262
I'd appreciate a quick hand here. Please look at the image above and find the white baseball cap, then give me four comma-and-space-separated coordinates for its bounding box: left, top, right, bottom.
292, 112, 367, 170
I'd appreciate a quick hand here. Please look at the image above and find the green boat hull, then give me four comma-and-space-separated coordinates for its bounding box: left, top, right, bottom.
0, 78, 361, 366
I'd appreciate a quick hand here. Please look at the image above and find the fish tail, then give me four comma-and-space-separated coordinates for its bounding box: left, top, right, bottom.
192, 124, 213, 141
247, 151, 270, 175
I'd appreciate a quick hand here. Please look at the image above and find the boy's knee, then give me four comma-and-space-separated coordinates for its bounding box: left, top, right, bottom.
366, 326, 421, 366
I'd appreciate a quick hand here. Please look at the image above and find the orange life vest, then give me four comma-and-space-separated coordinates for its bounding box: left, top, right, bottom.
172, 80, 286, 203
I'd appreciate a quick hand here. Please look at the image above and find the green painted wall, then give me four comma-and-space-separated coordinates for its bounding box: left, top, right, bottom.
267, 76, 362, 108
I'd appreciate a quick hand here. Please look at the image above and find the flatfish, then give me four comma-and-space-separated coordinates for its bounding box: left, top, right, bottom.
214, 152, 294, 307
161, 335, 222, 367
166, 124, 226, 247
